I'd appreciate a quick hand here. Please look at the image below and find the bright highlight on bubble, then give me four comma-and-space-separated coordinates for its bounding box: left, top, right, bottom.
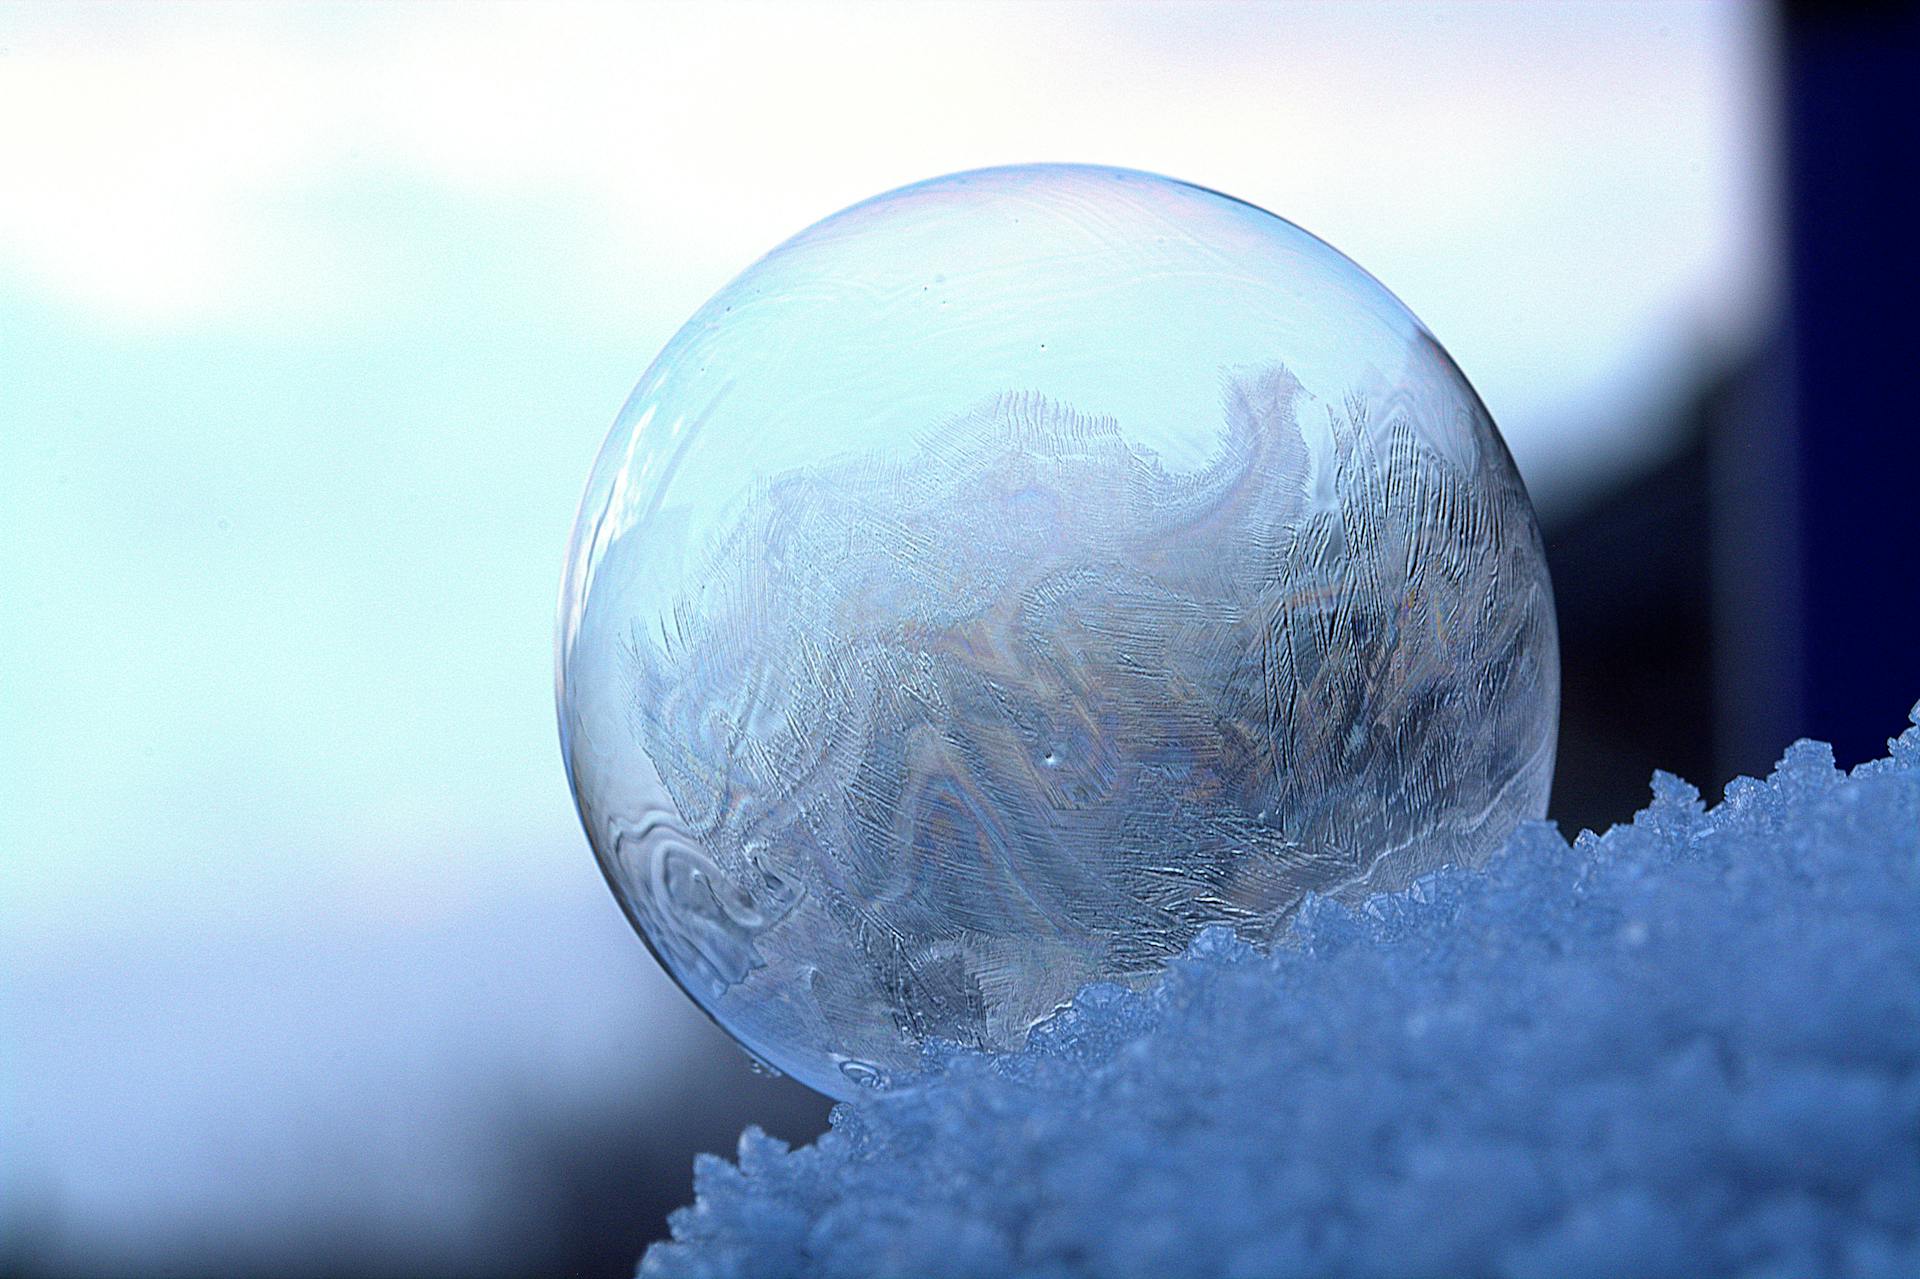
558, 165, 1559, 1099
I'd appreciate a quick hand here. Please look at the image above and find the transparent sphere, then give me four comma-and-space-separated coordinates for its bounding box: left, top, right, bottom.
557, 165, 1558, 1099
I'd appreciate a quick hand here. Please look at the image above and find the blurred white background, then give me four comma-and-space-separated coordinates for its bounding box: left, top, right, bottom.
1, 2, 1774, 1274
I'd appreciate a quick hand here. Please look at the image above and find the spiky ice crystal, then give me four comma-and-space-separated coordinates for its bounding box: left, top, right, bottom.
644, 705, 1920, 1279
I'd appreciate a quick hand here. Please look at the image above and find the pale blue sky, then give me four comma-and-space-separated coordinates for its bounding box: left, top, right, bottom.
2, 0, 1773, 930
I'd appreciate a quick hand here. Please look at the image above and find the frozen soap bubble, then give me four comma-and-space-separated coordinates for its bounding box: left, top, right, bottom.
557, 165, 1559, 1100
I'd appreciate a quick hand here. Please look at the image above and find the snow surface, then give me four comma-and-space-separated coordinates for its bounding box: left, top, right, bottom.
643, 705, 1920, 1279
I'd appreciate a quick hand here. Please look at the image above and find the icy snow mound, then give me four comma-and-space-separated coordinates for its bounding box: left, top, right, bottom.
643, 708, 1920, 1279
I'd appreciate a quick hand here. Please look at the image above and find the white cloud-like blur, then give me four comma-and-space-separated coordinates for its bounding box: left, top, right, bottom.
2, 1, 1772, 478
0, 2, 1775, 1270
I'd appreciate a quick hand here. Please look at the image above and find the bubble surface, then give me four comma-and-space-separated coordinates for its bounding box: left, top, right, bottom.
557, 164, 1559, 1099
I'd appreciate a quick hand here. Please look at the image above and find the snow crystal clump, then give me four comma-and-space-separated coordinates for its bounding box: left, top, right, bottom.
643, 706, 1920, 1279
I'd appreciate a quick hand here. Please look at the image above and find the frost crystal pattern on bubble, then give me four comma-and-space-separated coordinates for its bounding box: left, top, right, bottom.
621, 367, 1553, 1068
557, 165, 1560, 1097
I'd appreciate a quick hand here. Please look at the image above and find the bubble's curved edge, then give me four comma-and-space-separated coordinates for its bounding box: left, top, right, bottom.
557, 162, 1562, 1103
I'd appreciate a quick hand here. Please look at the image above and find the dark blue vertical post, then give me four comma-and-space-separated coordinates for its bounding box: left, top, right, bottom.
1782, 2, 1920, 766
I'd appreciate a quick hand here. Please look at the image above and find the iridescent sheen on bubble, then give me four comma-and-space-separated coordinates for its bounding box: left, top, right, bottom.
557, 165, 1559, 1100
